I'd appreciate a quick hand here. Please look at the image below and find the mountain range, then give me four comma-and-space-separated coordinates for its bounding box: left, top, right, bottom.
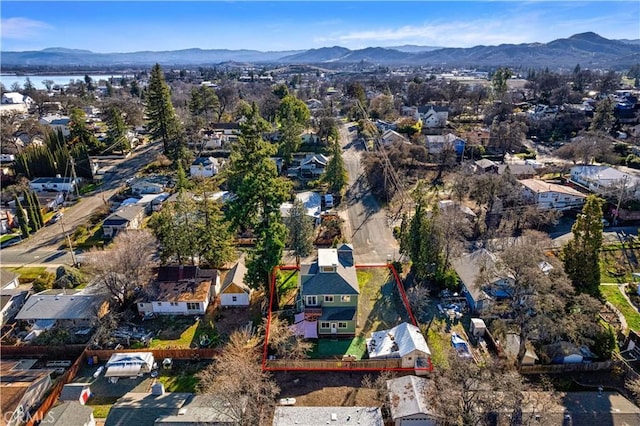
1, 32, 638, 70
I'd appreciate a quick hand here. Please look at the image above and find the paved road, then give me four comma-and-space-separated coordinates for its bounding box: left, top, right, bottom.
337, 124, 399, 264
1, 142, 162, 266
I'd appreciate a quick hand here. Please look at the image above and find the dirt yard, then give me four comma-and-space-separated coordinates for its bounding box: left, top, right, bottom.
274, 371, 383, 406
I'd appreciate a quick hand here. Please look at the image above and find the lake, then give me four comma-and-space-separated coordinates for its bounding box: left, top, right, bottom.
0, 74, 134, 90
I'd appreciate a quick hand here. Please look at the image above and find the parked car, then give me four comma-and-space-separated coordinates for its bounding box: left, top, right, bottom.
49, 212, 63, 224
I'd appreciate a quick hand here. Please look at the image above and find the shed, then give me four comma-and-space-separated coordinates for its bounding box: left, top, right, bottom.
219, 257, 250, 307
105, 352, 154, 377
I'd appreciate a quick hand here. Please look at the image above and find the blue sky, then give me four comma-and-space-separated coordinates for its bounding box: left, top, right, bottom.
1, 1, 639, 52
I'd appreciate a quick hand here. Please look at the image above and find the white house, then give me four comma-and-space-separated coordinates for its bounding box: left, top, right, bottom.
381, 129, 410, 146
130, 179, 165, 195
102, 205, 146, 239
418, 105, 449, 128
386, 375, 437, 426
1, 269, 20, 290
519, 179, 586, 211
280, 191, 322, 224
29, 177, 81, 193
1, 92, 33, 108
105, 352, 155, 378
219, 257, 251, 307
570, 165, 640, 198
190, 157, 219, 178
424, 133, 466, 156
39, 114, 71, 136
137, 266, 218, 316
367, 322, 431, 371
299, 154, 328, 178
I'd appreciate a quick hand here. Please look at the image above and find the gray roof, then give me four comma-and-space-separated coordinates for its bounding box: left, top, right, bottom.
154, 394, 245, 425
272, 406, 383, 426
386, 375, 434, 420
1, 269, 19, 288
221, 257, 249, 293
105, 392, 192, 426
15, 291, 106, 321
451, 249, 505, 305
497, 163, 536, 176
519, 391, 640, 425
320, 307, 356, 321
105, 204, 145, 223
59, 383, 90, 401
43, 401, 94, 426
301, 247, 358, 296
475, 159, 497, 169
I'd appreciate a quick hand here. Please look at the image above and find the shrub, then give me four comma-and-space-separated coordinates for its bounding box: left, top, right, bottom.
32, 272, 55, 293
55, 265, 86, 288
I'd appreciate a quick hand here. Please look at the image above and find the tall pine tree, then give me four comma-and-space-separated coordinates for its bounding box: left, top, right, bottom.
562, 195, 604, 297
14, 196, 30, 238
145, 63, 184, 159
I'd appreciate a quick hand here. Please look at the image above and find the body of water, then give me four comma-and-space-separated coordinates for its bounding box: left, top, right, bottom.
1, 74, 133, 90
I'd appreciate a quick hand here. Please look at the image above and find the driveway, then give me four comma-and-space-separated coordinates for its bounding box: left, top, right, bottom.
337, 123, 399, 264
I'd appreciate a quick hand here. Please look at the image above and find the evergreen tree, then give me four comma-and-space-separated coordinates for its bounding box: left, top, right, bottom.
285, 198, 314, 266
589, 98, 615, 133
14, 196, 30, 238
189, 85, 219, 122
31, 191, 44, 228
175, 161, 190, 192
322, 140, 348, 195
106, 107, 130, 152
69, 108, 104, 152
562, 195, 604, 297
25, 191, 39, 232
145, 63, 184, 157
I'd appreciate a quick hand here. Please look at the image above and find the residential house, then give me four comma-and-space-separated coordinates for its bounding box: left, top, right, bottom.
386, 375, 437, 426
136, 193, 169, 213
29, 177, 81, 193
41, 401, 95, 426
154, 394, 244, 425
474, 159, 498, 174
105, 391, 192, 426
519, 179, 586, 211
39, 114, 71, 136
0, 359, 53, 426
280, 191, 322, 224
424, 133, 466, 156
59, 383, 92, 405
102, 205, 146, 238
451, 249, 513, 314
437, 200, 477, 221
497, 163, 536, 179
189, 157, 219, 178
297, 244, 359, 337
1, 288, 29, 326
300, 154, 328, 178
570, 165, 640, 199
418, 105, 449, 128
36, 191, 65, 212
15, 289, 109, 329
305, 98, 323, 110
130, 179, 166, 195
210, 122, 240, 136
381, 129, 410, 146
367, 322, 431, 371
2, 92, 33, 108
137, 266, 218, 316
219, 257, 250, 307
272, 407, 384, 426
1, 269, 20, 290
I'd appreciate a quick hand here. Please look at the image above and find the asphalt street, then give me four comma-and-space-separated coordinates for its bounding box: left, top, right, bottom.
0, 141, 162, 267
337, 123, 399, 264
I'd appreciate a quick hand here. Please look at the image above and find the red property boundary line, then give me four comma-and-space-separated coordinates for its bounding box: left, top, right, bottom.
262, 263, 433, 373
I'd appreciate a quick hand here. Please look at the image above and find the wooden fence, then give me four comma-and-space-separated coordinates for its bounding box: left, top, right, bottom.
265, 358, 404, 370
25, 351, 86, 426
84, 347, 220, 362
520, 360, 613, 375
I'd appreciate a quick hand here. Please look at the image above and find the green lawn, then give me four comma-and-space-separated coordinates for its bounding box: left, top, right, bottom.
0, 234, 19, 244
5, 266, 47, 283
149, 321, 199, 349
310, 337, 368, 360
601, 285, 640, 332
277, 270, 299, 309
158, 373, 200, 393
86, 396, 119, 419
425, 320, 451, 370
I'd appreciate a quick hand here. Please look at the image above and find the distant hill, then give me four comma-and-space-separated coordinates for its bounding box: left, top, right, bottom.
1, 32, 637, 69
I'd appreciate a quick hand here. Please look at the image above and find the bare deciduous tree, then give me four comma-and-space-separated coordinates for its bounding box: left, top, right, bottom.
198, 328, 279, 425
263, 315, 313, 360
85, 230, 157, 308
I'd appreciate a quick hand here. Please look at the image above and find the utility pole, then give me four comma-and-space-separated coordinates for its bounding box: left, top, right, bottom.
69, 158, 81, 199
59, 218, 78, 267
613, 175, 628, 226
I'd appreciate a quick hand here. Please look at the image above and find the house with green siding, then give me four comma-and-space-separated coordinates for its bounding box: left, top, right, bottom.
297, 244, 359, 337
